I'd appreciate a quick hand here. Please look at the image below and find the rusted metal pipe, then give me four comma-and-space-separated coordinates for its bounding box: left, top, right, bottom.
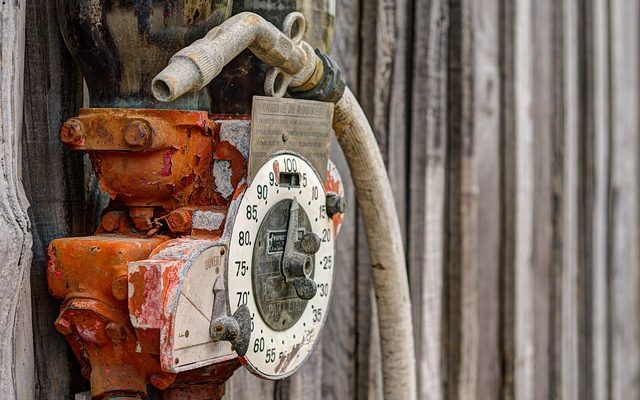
152, 12, 318, 102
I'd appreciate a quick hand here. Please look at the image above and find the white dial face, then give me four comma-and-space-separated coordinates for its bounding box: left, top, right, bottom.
227, 153, 334, 379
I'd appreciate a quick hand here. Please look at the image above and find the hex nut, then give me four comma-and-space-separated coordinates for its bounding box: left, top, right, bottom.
101, 211, 123, 232
54, 316, 73, 335
167, 209, 193, 234
60, 118, 85, 147
123, 120, 152, 148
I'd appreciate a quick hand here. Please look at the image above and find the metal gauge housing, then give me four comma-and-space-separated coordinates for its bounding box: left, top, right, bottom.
227, 153, 334, 379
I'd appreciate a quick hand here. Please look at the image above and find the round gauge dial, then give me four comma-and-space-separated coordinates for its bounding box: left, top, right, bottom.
227, 153, 334, 379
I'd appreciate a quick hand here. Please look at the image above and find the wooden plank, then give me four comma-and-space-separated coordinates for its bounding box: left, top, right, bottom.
499, 0, 536, 398
583, 0, 610, 398
0, 1, 34, 399
20, 0, 87, 397
408, 1, 448, 399
529, 1, 554, 398
472, 0, 501, 398
608, 0, 640, 397
446, 1, 479, 399
559, 0, 580, 398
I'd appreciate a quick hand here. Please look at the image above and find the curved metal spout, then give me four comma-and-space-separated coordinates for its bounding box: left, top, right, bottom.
152, 12, 318, 103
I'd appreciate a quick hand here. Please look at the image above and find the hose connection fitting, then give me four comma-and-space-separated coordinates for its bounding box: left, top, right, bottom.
152, 12, 320, 102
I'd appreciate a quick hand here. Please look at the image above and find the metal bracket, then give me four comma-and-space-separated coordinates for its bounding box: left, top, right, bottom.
209, 277, 251, 356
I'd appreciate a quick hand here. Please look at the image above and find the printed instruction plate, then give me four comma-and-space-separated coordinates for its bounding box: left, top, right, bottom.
249, 96, 334, 183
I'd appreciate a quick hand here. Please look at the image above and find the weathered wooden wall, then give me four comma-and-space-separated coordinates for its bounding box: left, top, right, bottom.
12, 0, 640, 399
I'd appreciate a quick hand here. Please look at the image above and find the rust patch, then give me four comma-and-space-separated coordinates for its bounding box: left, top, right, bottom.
159, 148, 177, 176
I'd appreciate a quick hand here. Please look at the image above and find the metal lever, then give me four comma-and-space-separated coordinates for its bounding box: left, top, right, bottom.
210, 277, 251, 356
281, 199, 320, 300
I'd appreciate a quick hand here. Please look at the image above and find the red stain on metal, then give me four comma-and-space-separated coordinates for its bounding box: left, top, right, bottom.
160, 148, 177, 176
272, 159, 280, 184
46, 245, 62, 280
140, 265, 162, 326
75, 319, 104, 345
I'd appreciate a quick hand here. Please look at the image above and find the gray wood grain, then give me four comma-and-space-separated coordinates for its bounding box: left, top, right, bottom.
608, 0, 640, 398
446, 1, 479, 399
584, 0, 611, 398
472, 0, 501, 398
0, 1, 34, 399
408, 1, 448, 399
21, 0, 87, 398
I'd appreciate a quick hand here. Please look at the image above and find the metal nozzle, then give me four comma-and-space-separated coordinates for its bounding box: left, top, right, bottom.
152, 12, 318, 102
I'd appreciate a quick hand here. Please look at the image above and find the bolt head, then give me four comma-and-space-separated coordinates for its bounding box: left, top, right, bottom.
54, 316, 73, 335
325, 192, 346, 217
167, 209, 193, 234
101, 211, 123, 232
60, 119, 85, 147
299, 232, 321, 254
123, 120, 152, 148
111, 275, 128, 301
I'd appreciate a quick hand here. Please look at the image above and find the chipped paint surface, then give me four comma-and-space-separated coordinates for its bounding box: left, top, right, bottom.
274, 329, 315, 374
219, 120, 251, 160
214, 160, 234, 199
192, 210, 225, 231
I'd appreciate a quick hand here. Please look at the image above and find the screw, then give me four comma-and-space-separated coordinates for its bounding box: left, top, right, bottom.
60, 118, 85, 147
282, 133, 289, 142
325, 192, 346, 217
123, 120, 152, 148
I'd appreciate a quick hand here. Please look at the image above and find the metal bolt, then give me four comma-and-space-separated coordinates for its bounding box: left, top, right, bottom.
167, 209, 193, 234
325, 192, 346, 217
123, 120, 152, 148
111, 275, 128, 301
299, 232, 321, 254
60, 118, 85, 147
54, 316, 73, 335
101, 211, 123, 232
130, 207, 154, 231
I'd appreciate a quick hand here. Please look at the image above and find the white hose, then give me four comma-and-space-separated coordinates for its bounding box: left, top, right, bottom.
333, 88, 417, 400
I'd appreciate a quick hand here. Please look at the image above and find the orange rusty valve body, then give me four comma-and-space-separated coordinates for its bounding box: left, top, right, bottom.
47, 107, 344, 399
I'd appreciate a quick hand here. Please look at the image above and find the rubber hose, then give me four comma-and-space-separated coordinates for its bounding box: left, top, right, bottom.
333, 88, 417, 400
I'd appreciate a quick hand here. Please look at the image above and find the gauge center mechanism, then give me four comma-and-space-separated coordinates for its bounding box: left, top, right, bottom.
252, 199, 318, 331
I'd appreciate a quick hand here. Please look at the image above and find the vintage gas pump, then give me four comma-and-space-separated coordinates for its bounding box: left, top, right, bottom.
47, 2, 415, 400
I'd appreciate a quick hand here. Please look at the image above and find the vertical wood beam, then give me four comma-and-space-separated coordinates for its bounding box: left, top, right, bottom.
583, 0, 611, 398
409, 1, 449, 399
472, 0, 501, 397
608, 0, 640, 397
21, 0, 86, 397
446, 0, 479, 398
0, 0, 34, 399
